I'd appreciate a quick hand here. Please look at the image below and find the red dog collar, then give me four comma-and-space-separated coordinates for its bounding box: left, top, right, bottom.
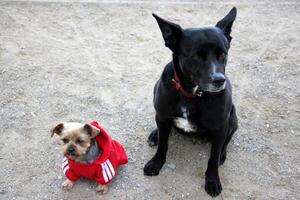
171, 68, 203, 98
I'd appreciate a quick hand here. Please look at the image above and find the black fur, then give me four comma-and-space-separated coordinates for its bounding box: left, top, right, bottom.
144, 7, 238, 197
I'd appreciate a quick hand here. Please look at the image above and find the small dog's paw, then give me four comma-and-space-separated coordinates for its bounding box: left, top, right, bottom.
147, 129, 158, 147
96, 184, 108, 195
205, 176, 222, 197
61, 179, 74, 190
143, 158, 165, 176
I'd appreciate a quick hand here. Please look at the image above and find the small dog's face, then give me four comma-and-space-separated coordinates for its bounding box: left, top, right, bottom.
51, 122, 99, 161
153, 7, 237, 93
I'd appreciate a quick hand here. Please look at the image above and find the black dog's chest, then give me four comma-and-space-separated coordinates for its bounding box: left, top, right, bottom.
173, 100, 207, 133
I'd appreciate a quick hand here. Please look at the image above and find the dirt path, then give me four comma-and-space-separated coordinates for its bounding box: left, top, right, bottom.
0, 1, 299, 199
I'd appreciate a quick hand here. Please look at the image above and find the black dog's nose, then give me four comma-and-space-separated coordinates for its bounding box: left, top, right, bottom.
68, 146, 75, 154
212, 73, 226, 87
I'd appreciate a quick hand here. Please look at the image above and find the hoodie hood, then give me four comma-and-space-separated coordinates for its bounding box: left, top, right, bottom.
90, 121, 112, 163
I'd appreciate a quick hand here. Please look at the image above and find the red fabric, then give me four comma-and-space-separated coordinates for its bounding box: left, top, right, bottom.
61, 121, 128, 185
171, 68, 202, 98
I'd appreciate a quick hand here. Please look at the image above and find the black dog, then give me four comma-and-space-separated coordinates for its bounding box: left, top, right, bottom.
144, 7, 238, 197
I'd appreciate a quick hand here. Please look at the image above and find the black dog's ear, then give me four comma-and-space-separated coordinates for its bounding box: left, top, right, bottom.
216, 7, 237, 43
152, 13, 183, 54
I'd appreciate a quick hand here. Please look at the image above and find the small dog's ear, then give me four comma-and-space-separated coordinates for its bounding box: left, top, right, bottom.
152, 13, 183, 54
83, 124, 100, 138
216, 7, 237, 43
51, 123, 64, 137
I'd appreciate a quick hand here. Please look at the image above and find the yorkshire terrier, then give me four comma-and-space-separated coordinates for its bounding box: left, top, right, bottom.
51, 121, 128, 195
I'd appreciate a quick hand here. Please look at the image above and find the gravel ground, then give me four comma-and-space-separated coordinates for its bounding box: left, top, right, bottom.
0, 1, 299, 199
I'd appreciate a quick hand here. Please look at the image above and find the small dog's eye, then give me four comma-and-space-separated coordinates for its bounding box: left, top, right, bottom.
62, 138, 69, 143
76, 139, 83, 144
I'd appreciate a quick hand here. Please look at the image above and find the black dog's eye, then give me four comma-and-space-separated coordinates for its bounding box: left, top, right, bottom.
217, 50, 226, 60
219, 52, 226, 59
62, 138, 69, 143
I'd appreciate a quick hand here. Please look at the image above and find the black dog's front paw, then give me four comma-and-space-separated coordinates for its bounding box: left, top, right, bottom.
143, 157, 165, 176
147, 129, 158, 147
205, 176, 222, 197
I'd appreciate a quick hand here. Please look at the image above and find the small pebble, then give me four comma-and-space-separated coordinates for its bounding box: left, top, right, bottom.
30, 112, 36, 117
167, 163, 176, 170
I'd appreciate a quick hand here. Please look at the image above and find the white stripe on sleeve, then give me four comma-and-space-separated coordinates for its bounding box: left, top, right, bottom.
103, 162, 112, 180
62, 160, 68, 168
63, 165, 69, 174
106, 160, 115, 176
101, 163, 109, 183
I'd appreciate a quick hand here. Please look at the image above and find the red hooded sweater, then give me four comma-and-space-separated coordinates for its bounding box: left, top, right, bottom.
61, 121, 128, 185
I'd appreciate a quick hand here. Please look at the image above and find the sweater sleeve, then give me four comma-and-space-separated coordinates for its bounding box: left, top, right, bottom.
95, 160, 116, 185
62, 157, 79, 182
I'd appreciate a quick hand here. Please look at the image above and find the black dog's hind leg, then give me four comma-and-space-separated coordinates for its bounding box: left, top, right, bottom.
220, 105, 238, 166
147, 129, 158, 147
219, 133, 233, 166
144, 117, 171, 176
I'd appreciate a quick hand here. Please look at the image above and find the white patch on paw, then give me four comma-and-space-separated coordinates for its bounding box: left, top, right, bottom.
61, 179, 74, 190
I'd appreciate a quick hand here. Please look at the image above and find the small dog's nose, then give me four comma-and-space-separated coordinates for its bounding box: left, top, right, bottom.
68, 146, 75, 154
212, 73, 226, 87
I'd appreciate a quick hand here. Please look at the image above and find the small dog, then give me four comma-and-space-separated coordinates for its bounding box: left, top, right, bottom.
144, 8, 238, 197
51, 121, 128, 195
